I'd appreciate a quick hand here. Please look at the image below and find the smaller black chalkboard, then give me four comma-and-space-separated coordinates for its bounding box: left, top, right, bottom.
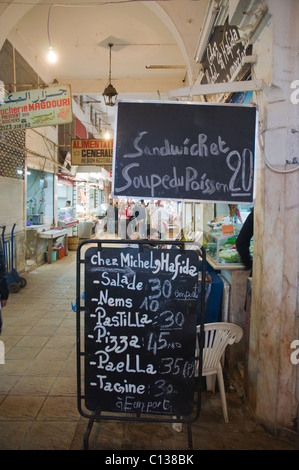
201, 23, 248, 85
83, 245, 201, 417
112, 101, 258, 203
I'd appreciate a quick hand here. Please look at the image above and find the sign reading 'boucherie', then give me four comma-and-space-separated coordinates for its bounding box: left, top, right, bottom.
84, 246, 200, 416
112, 101, 258, 204
0, 86, 72, 131
71, 139, 113, 166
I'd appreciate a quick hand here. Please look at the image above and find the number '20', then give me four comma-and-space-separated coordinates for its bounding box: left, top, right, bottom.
226, 148, 253, 192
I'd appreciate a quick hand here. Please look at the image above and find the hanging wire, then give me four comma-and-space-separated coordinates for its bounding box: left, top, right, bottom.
258, 132, 299, 174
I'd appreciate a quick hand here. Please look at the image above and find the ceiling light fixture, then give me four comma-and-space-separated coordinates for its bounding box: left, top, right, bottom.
47, 6, 57, 62
48, 46, 57, 63
102, 43, 118, 107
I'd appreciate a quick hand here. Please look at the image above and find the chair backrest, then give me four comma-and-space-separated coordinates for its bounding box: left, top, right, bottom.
196, 322, 243, 371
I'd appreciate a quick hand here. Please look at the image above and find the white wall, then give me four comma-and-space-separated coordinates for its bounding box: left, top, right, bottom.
0, 177, 24, 234
0, 176, 26, 272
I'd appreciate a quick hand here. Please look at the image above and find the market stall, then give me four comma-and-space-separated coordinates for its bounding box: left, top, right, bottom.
38, 229, 68, 264
199, 210, 253, 363
201, 209, 253, 270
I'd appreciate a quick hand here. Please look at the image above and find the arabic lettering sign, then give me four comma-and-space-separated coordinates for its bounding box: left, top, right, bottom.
71, 139, 113, 166
0, 86, 73, 131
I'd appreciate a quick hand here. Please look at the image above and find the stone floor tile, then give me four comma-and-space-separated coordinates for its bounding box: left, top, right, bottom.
25, 325, 58, 336
35, 347, 72, 362
0, 421, 32, 450
9, 376, 56, 396
0, 395, 44, 420
0, 335, 23, 349
25, 359, 65, 376
37, 396, 79, 421
0, 359, 31, 375
34, 318, 64, 328
19, 420, 78, 450
15, 335, 50, 348
5, 346, 42, 360
0, 375, 20, 394
1, 325, 32, 336
49, 376, 77, 396
54, 324, 76, 336
44, 335, 76, 349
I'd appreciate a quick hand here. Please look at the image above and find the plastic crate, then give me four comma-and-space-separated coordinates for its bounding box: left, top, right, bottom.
54, 247, 65, 259
46, 251, 57, 262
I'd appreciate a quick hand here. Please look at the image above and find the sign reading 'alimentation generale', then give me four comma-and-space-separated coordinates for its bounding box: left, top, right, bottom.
71, 139, 113, 166
112, 101, 258, 204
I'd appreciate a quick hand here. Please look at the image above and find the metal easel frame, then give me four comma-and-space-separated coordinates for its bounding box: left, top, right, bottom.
75, 239, 206, 450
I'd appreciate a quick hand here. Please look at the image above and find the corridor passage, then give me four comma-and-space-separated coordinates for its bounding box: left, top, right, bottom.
0, 249, 296, 450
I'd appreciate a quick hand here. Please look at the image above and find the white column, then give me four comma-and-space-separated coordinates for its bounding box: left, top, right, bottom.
248, 0, 299, 436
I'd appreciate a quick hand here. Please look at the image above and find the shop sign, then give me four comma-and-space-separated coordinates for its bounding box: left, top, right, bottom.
0, 85, 72, 131
112, 100, 258, 204
201, 23, 247, 85
82, 244, 201, 416
71, 139, 113, 166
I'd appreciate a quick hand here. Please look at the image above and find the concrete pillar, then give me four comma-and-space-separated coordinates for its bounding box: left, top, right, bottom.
247, 0, 299, 444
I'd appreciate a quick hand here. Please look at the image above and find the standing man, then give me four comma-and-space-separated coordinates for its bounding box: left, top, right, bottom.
236, 209, 254, 274
133, 200, 146, 238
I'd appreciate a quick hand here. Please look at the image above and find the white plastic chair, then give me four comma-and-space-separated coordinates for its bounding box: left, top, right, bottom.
196, 322, 243, 423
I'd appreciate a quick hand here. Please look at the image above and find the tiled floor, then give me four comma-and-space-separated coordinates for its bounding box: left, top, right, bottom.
0, 245, 297, 451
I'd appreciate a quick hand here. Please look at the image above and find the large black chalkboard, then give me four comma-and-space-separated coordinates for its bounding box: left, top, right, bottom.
112, 100, 258, 203
82, 244, 201, 417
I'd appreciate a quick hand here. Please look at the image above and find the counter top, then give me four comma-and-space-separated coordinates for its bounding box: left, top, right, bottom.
38, 229, 68, 264
206, 254, 245, 271
26, 224, 51, 233
39, 229, 68, 239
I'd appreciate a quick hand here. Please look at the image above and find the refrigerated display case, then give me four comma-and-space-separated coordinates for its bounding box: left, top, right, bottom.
201, 230, 253, 270
58, 206, 78, 228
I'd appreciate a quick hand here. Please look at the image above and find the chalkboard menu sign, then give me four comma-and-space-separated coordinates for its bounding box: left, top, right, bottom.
201, 24, 247, 85
112, 100, 258, 203
83, 245, 201, 417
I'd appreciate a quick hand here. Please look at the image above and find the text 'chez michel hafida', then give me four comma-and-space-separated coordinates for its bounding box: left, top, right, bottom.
89, 250, 198, 282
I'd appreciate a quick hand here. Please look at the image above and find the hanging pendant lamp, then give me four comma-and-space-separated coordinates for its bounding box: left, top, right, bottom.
102, 43, 118, 107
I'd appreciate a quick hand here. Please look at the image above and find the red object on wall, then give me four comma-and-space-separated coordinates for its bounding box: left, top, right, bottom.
75, 117, 87, 139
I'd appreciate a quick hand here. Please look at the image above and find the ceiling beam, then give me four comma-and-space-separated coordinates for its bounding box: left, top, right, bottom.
65, 77, 186, 95
168, 79, 264, 99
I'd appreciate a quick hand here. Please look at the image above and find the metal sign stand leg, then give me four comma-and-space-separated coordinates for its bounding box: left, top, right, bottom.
83, 416, 96, 450
83, 417, 193, 450
187, 423, 193, 450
